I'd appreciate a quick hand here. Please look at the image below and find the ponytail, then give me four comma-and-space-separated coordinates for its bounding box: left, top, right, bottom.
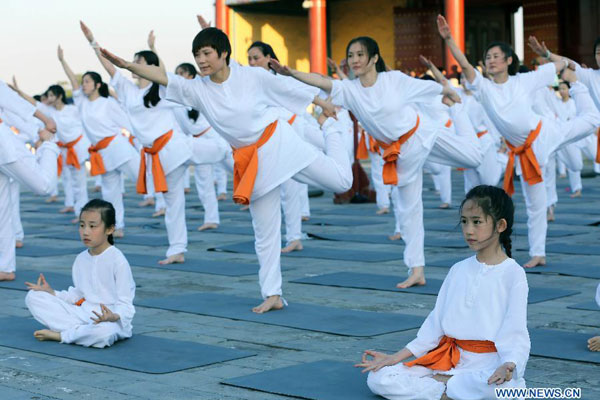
135, 51, 161, 108
500, 229, 512, 258
98, 82, 109, 98
83, 71, 109, 98
188, 109, 199, 122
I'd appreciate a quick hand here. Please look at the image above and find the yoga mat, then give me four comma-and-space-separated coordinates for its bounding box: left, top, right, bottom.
307, 232, 467, 248
136, 293, 424, 337
313, 207, 387, 217
291, 272, 580, 304
222, 360, 378, 400
3, 386, 53, 400
0, 270, 72, 292
543, 243, 600, 256
295, 217, 386, 227
424, 223, 588, 238
0, 316, 254, 374
198, 225, 255, 236
125, 253, 258, 276
16, 245, 83, 257
515, 214, 600, 226
38, 231, 202, 246
567, 301, 600, 312
530, 328, 600, 364
209, 241, 401, 262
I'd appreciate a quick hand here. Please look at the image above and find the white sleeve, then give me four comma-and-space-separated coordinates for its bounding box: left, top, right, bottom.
107, 98, 134, 133
0, 140, 59, 195
493, 277, 530, 380
259, 69, 319, 114
110, 257, 136, 328
465, 69, 485, 93
0, 80, 36, 120
397, 72, 444, 103
517, 62, 557, 93
55, 286, 85, 304
575, 64, 594, 89
596, 283, 600, 308
165, 72, 204, 110
330, 79, 351, 109
72, 88, 85, 109
109, 70, 138, 106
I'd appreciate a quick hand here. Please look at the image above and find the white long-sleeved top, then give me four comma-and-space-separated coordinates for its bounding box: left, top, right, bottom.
165, 65, 320, 200
576, 64, 600, 111
406, 255, 530, 379
35, 102, 90, 162
0, 109, 39, 144
55, 246, 136, 333
172, 107, 229, 165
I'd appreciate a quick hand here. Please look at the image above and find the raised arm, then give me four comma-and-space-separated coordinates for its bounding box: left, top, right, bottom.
147, 30, 166, 74
10, 76, 37, 106
269, 58, 333, 93
327, 57, 348, 80
419, 55, 447, 84
528, 36, 577, 72
58, 45, 80, 91
437, 15, 475, 83
80, 21, 116, 77
197, 14, 211, 29
100, 48, 168, 86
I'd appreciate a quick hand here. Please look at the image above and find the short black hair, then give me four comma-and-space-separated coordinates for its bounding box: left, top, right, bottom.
192, 27, 231, 65
484, 41, 520, 76
346, 36, 387, 73
80, 199, 116, 245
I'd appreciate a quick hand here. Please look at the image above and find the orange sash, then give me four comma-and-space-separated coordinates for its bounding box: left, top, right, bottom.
376, 116, 420, 185
193, 126, 211, 138
503, 121, 543, 196
57, 135, 83, 177
74, 298, 85, 306
88, 135, 117, 176
136, 130, 173, 194
356, 130, 369, 160
596, 128, 600, 164
404, 335, 497, 371
129, 135, 136, 147
445, 119, 452, 128
477, 130, 488, 138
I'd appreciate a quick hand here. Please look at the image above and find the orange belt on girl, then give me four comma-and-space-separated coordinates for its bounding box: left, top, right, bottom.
376, 115, 420, 185
503, 121, 543, 196
74, 298, 85, 306
356, 130, 369, 160
404, 335, 497, 371
88, 135, 117, 176
477, 130, 488, 138
56, 135, 83, 176
193, 126, 211, 138
128, 135, 136, 147
596, 128, 600, 163
445, 119, 452, 128
136, 130, 173, 194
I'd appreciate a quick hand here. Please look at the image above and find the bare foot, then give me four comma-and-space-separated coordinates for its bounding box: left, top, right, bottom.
34, 329, 61, 342
281, 240, 303, 253
45, 195, 58, 203
570, 189, 582, 198
152, 208, 166, 218
439, 203, 450, 209
59, 206, 74, 214
15, 241, 23, 248
93, 185, 102, 193
113, 229, 125, 238
184, 188, 191, 194
396, 266, 426, 289
240, 205, 250, 211
217, 193, 227, 201
523, 256, 546, 268
547, 206, 555, 222
388, 233, 402, 241
588, 336, 600, 352
0, 272, 15, 281
158, 253, 185, 265
302, 216, 310, 221
198, 223, 218, 231
138, 198, 155, 207
252, 295, 284, 314
376, 207, 390, 215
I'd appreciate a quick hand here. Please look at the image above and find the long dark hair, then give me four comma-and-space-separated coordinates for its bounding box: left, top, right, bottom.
46, 84, 69, 105
135, 50, 161, 108
82, 71, 109, 97
248, 41, 279, 73
346, 36, 387, 73
192, 27, 231, 65
460, 185, 514, 257
484, 41, 520, 76
175, 63, 199, 122
80, 199, 117, 245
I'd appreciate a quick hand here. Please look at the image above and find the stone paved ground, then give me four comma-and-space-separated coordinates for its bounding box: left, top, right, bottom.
2, 165, 600, 399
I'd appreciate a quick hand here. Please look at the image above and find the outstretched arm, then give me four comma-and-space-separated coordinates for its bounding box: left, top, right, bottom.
147, 30, 167, 74
80, 21, 116, 77
327, 57, 348, 80
10, 76, 37, 106
528, 36, 577, 72
100, 48, 168, 86
197, 14, 211, 29
269, 58, 333, 93
437, 15, 475, 83
419, 55, 447, 84
58, 45, 80, 91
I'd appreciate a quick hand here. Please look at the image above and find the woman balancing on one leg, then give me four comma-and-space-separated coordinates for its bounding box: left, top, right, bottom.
438, 15, 600, 268
58, 45, 139, 239
80, 22, 193, 264
12, 77, 91, 223
25, 199, 136, 348
271, 37, 482, 288
0, 79, 59, 281
356, 185, 529, 400
99, 27, 352, 313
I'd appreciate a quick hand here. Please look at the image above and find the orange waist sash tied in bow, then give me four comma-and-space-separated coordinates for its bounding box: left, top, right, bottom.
376, 115, 420, 186
356, 131, 369, 160
88, 135, 117, 176
56, 135, 83, 177
503, 121, 543, 196
477, 130, 488, 139
404, 335, 497, 371
136, 130, 173, 194
445, 119, 452, 128
74, 298, 85, 306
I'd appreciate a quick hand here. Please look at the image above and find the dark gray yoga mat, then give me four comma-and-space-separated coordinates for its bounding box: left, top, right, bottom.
3, 386, 53, 400
222, 360, 378, 400
542, 243, 600, 256
125, 253, 258, 276
16, 245, 83, 257
0, 317, 254, 374
567, 301, 600, 312
136, 292, 424, 337
0, 270, 72, 292
38, 231, 202, 246
424, 222, 588, 238
530, 328, 600, 364
515, 214, 600, 226
307, 232, 468, 248
291, 272, 580, 304
209, 241, 401, 262
294, 217, 386, 227
199, 225, 255, 236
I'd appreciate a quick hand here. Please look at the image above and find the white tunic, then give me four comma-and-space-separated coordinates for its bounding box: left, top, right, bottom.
36, 102, 90, 163
406, 256, 530, 380
576, 64, 600, 111
165, 65, 320, 200
72, 89, 137, 172
110, 71, 191, 174
0, 80, 37, 165
55, 246, 136, 333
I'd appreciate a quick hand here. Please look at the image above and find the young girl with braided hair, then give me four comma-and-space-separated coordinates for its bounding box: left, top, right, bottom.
356, 185, 529, 400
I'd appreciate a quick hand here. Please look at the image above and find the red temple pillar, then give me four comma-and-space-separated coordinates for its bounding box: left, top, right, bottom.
445, 0, 464, 73
215, 0, 230, 36
309, 0, 327, 74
